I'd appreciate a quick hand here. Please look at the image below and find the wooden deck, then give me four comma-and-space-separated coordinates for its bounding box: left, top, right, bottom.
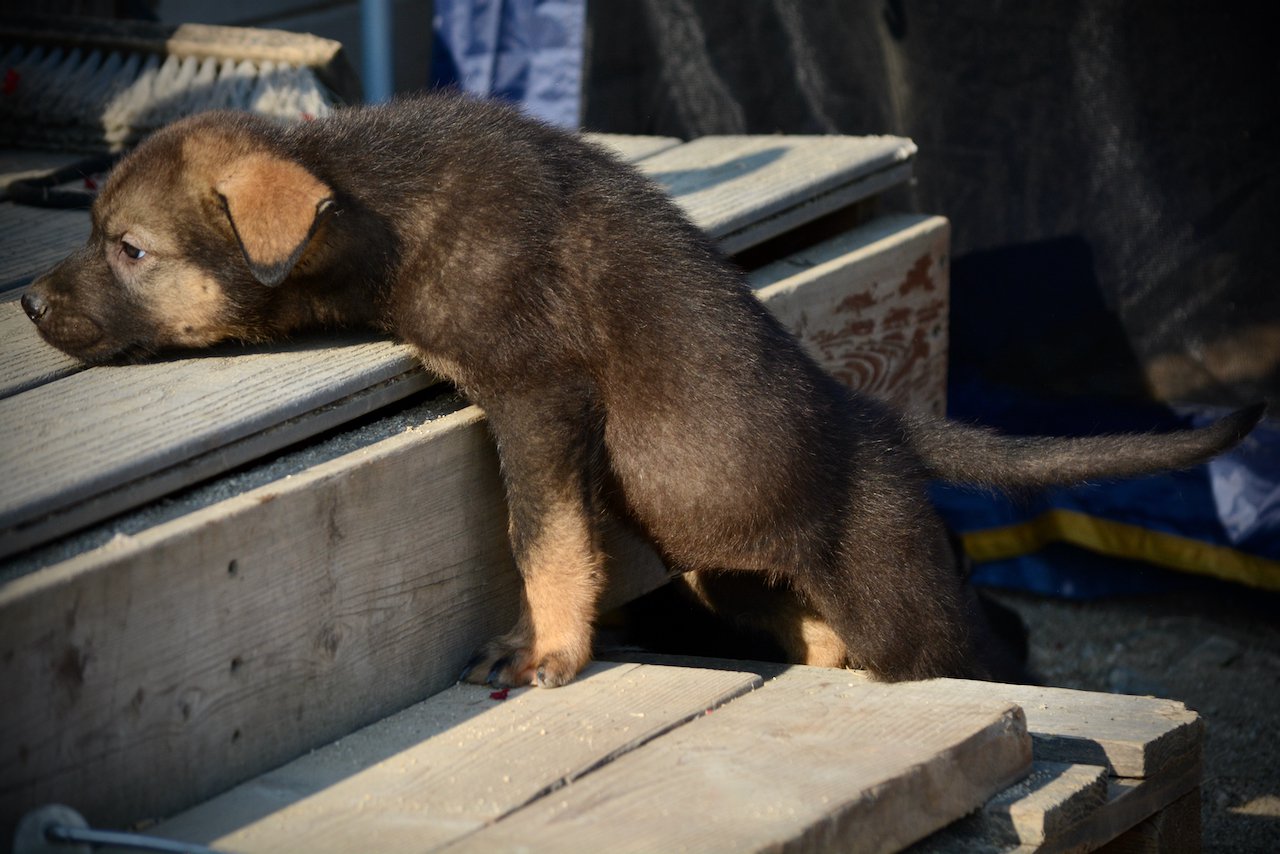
145, 660, 1201, 854
0, 129, 1198, 851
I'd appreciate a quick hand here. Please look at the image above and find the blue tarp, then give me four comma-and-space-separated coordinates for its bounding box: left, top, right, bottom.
932, 373, 1280, 598
431, 0, 585, 128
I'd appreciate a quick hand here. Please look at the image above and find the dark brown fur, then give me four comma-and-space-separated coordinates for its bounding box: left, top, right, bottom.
23, 94, 1263, 686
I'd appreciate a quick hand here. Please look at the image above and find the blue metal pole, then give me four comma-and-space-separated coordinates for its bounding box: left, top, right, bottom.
360, 0, 394, 103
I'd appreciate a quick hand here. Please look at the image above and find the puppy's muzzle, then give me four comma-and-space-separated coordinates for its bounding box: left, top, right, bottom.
21, 291, 49, 324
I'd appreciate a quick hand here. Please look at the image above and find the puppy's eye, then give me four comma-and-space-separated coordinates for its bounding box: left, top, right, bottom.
122, 241, 147, 260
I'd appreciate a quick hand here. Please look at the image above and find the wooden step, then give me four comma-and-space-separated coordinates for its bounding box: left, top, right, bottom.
0, 212, 950, 839
150, 664, 1030, 854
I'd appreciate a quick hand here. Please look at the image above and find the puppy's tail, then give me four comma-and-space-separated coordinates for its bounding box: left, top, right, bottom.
905, 403, 1265, 490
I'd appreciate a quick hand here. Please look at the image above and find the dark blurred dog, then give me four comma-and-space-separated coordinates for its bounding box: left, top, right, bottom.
23, 93, 1262, 687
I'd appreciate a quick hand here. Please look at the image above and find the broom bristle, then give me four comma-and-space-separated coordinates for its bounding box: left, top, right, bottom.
0, 17, 355, 152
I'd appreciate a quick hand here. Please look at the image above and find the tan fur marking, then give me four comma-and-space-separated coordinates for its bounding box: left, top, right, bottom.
518, 499, 604, 680
147, 264, 233, 347
215, 152, 331, 268
795, 614, 850, 668
682, 570, 850, 668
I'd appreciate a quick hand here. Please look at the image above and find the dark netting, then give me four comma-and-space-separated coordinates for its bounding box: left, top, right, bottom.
584, 0, 1280, 408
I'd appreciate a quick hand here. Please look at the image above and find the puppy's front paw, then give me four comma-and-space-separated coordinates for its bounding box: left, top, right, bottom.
459, 638, 588, 689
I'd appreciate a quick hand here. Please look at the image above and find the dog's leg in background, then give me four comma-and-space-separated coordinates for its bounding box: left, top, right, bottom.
462, 385, 607, 688
791, 498, 982, 682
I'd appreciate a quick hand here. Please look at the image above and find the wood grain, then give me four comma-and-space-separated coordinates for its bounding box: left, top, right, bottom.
0, 334, 420, 532
0, 300, 82, 399
583, 132, 682, 162
609, 661, 1205, 854
752, 213, 950, 416
154, 662, 761, 852
0, 203, 89, 292
0, 404, 673, 839
446, 668, 1030, 854
612, 660, 1203, 780
913, 760, 1111, 850
636, 134, 915, 246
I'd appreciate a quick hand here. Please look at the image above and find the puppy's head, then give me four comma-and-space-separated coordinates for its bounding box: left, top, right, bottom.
22, 112, 334, 363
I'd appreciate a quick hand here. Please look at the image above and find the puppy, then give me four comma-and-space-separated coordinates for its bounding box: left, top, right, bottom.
22, 94, 1262, 687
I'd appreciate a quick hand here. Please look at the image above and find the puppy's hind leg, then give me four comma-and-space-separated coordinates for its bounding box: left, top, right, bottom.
461, 387, 606, 689
792, 506, 982, 682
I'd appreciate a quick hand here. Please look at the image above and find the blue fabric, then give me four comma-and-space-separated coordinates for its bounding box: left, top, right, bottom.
932, 373, 1280, 597
431, 0, 585, 128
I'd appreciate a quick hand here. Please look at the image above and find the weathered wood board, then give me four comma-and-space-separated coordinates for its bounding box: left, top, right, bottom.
637, 134, 916, 254
0, 400, 677, 839
154, 662, 761, 852
0, 366, 432, 559
0, 335, 421, 540
614, 660, 1204, 853
910, 680, 1202, 780
910, 760, 1110, 850
149, 665, 1028, 854
750, 213, 949, 416
0, 203, 90, 293
448, 671, 1029, 854
972, 761, 1110, 847
912, 758, 1202, 853
632, 660, 1203, 781
584, 131, 682, 161
0, 300, 82, 398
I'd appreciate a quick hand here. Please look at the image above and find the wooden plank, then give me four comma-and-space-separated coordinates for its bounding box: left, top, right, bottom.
447, 669, 1031, 854
153, 662, 761, 852
1040, 764, 1202, 854
618, 661, 1203, 853
583, 132, 682, 162
913, 761, 1109, 851
0, 403, 673, 841
636, 134, 916, 253
911, 763, 1202, 853
0, 203, 89, 293
0, 367, 432, 559
0, 300, 81, 399
1094, 789, 1201, 854
934, 682, 1202, 780
751, 213, 950, 416
613, 659, 1202, 780
0, 334, 420, 534
976, 762, 1110, 846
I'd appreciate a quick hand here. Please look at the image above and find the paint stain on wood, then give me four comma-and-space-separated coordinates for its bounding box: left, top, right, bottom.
838, 291, 877, 313
899, 254, 935, 295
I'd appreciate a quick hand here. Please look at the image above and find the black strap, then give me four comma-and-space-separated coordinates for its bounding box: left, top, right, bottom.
7, 154, 121, 208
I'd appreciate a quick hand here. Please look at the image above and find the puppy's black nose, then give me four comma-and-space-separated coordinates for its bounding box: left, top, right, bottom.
21, 291, 48, 323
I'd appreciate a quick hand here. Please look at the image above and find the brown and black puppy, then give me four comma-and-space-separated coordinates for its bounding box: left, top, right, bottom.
22, 94, 1262, 687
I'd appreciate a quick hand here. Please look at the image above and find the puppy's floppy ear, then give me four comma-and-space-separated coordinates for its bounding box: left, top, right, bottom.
215, 152, 334, 287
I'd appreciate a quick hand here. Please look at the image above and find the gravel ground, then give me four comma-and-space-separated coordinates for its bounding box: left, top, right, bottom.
986, 588, 1280, 852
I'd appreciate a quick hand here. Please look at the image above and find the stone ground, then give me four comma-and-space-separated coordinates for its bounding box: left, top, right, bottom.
987, 588, 1280, 852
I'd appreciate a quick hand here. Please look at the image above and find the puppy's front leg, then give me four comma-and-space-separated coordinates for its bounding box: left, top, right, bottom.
462, 389, 605, 688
